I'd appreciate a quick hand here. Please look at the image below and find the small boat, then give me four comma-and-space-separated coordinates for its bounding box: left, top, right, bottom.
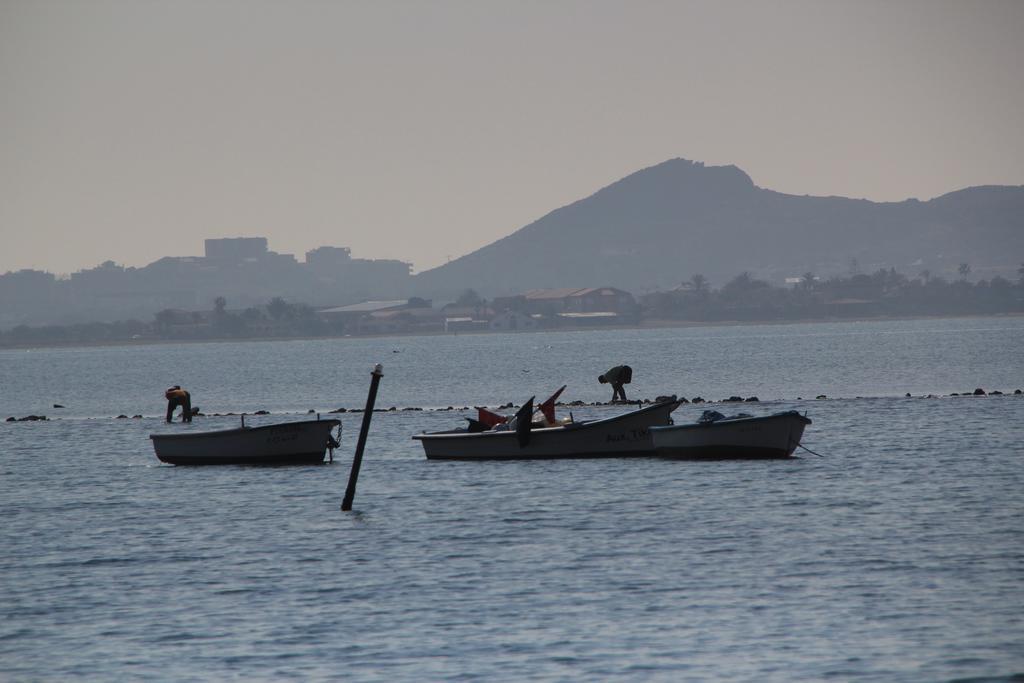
150, 417, 341, 466
413, 399, 682, 460
650, 410, 811, 459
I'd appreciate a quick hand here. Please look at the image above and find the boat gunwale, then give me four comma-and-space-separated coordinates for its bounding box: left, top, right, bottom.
649, 411, 811, 433
412, 400, 683, 441
149, 418, 340, 441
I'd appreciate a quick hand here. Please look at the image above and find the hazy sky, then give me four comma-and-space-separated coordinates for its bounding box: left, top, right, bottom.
2, 0, 1022, 275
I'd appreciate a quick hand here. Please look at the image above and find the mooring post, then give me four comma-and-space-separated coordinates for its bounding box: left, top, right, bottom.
341, 363, 384, 511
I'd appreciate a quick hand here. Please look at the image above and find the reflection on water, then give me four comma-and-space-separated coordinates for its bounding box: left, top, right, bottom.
1, 317, 1022, 680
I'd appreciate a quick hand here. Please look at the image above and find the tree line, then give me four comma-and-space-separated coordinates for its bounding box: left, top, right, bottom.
642, 266, 1024, 321
1, 266, 1022, 347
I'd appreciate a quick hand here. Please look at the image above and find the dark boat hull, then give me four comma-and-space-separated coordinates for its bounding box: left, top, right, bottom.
413, 401, 681, 460
650, 411, 811, 459
150, 418, 340, 466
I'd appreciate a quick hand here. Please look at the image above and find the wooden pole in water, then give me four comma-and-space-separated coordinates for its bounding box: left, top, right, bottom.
341, 363, 383, 511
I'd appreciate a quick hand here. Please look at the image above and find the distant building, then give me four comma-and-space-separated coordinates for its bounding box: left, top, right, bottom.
204, 237, 268, 261
555, 311, 623, 326
68, 260, 132, 295
1, 236, 413, 329
440, 304, 493, 333
316, 299, 436, 334
365, 307, 442, 335
565, 287, 636, 313
490, 294, 527, 314
305, 246, 352, 276
489, 311, 540, 331
521, 288, 585, 314
0, 269, 62, 328
516, 287, 637, 316
318, 299, 409, 318
153, 308, 213, 337
0, 268, 56, 297
444, 317, 490, 333
305, 245, 411, 299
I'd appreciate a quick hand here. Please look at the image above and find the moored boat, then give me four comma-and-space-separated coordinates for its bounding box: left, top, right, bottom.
650, 410, 811, 459
150, 417, 341, 465
413, 399, 682, 460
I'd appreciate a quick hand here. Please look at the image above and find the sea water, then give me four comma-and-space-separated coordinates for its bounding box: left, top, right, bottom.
1, 317, 1022, 681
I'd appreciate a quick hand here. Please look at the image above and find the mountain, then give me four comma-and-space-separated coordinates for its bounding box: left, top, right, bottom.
412, 158, 1024, 296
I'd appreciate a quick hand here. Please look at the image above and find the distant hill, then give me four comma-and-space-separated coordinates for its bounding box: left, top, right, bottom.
413, 158, 1024, 296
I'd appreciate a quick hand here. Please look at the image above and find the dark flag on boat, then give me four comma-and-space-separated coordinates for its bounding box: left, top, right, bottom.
515, 397, 534, 448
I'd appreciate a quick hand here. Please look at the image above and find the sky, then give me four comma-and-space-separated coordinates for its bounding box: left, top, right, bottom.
1, 0, 1022, 276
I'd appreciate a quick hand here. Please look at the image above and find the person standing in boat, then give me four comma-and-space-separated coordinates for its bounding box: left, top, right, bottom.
598, 365, 632, 402
165, 385, 192, 423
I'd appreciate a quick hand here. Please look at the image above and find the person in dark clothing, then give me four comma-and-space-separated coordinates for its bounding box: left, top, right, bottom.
165, 385, 192, 423
598, 365, 632, 402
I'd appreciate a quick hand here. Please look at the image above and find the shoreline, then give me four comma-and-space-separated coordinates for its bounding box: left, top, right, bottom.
1, 311, 1022, 352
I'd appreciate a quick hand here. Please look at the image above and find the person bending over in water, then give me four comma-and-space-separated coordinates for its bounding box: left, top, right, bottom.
165, 385, 192, 423
598, 365, 632, 402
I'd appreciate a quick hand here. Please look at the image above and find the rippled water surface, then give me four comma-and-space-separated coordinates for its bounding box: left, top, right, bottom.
2, 318, 1023, 681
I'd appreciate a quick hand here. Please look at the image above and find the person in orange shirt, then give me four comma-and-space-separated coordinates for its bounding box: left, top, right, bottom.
165, 386, 192, 423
